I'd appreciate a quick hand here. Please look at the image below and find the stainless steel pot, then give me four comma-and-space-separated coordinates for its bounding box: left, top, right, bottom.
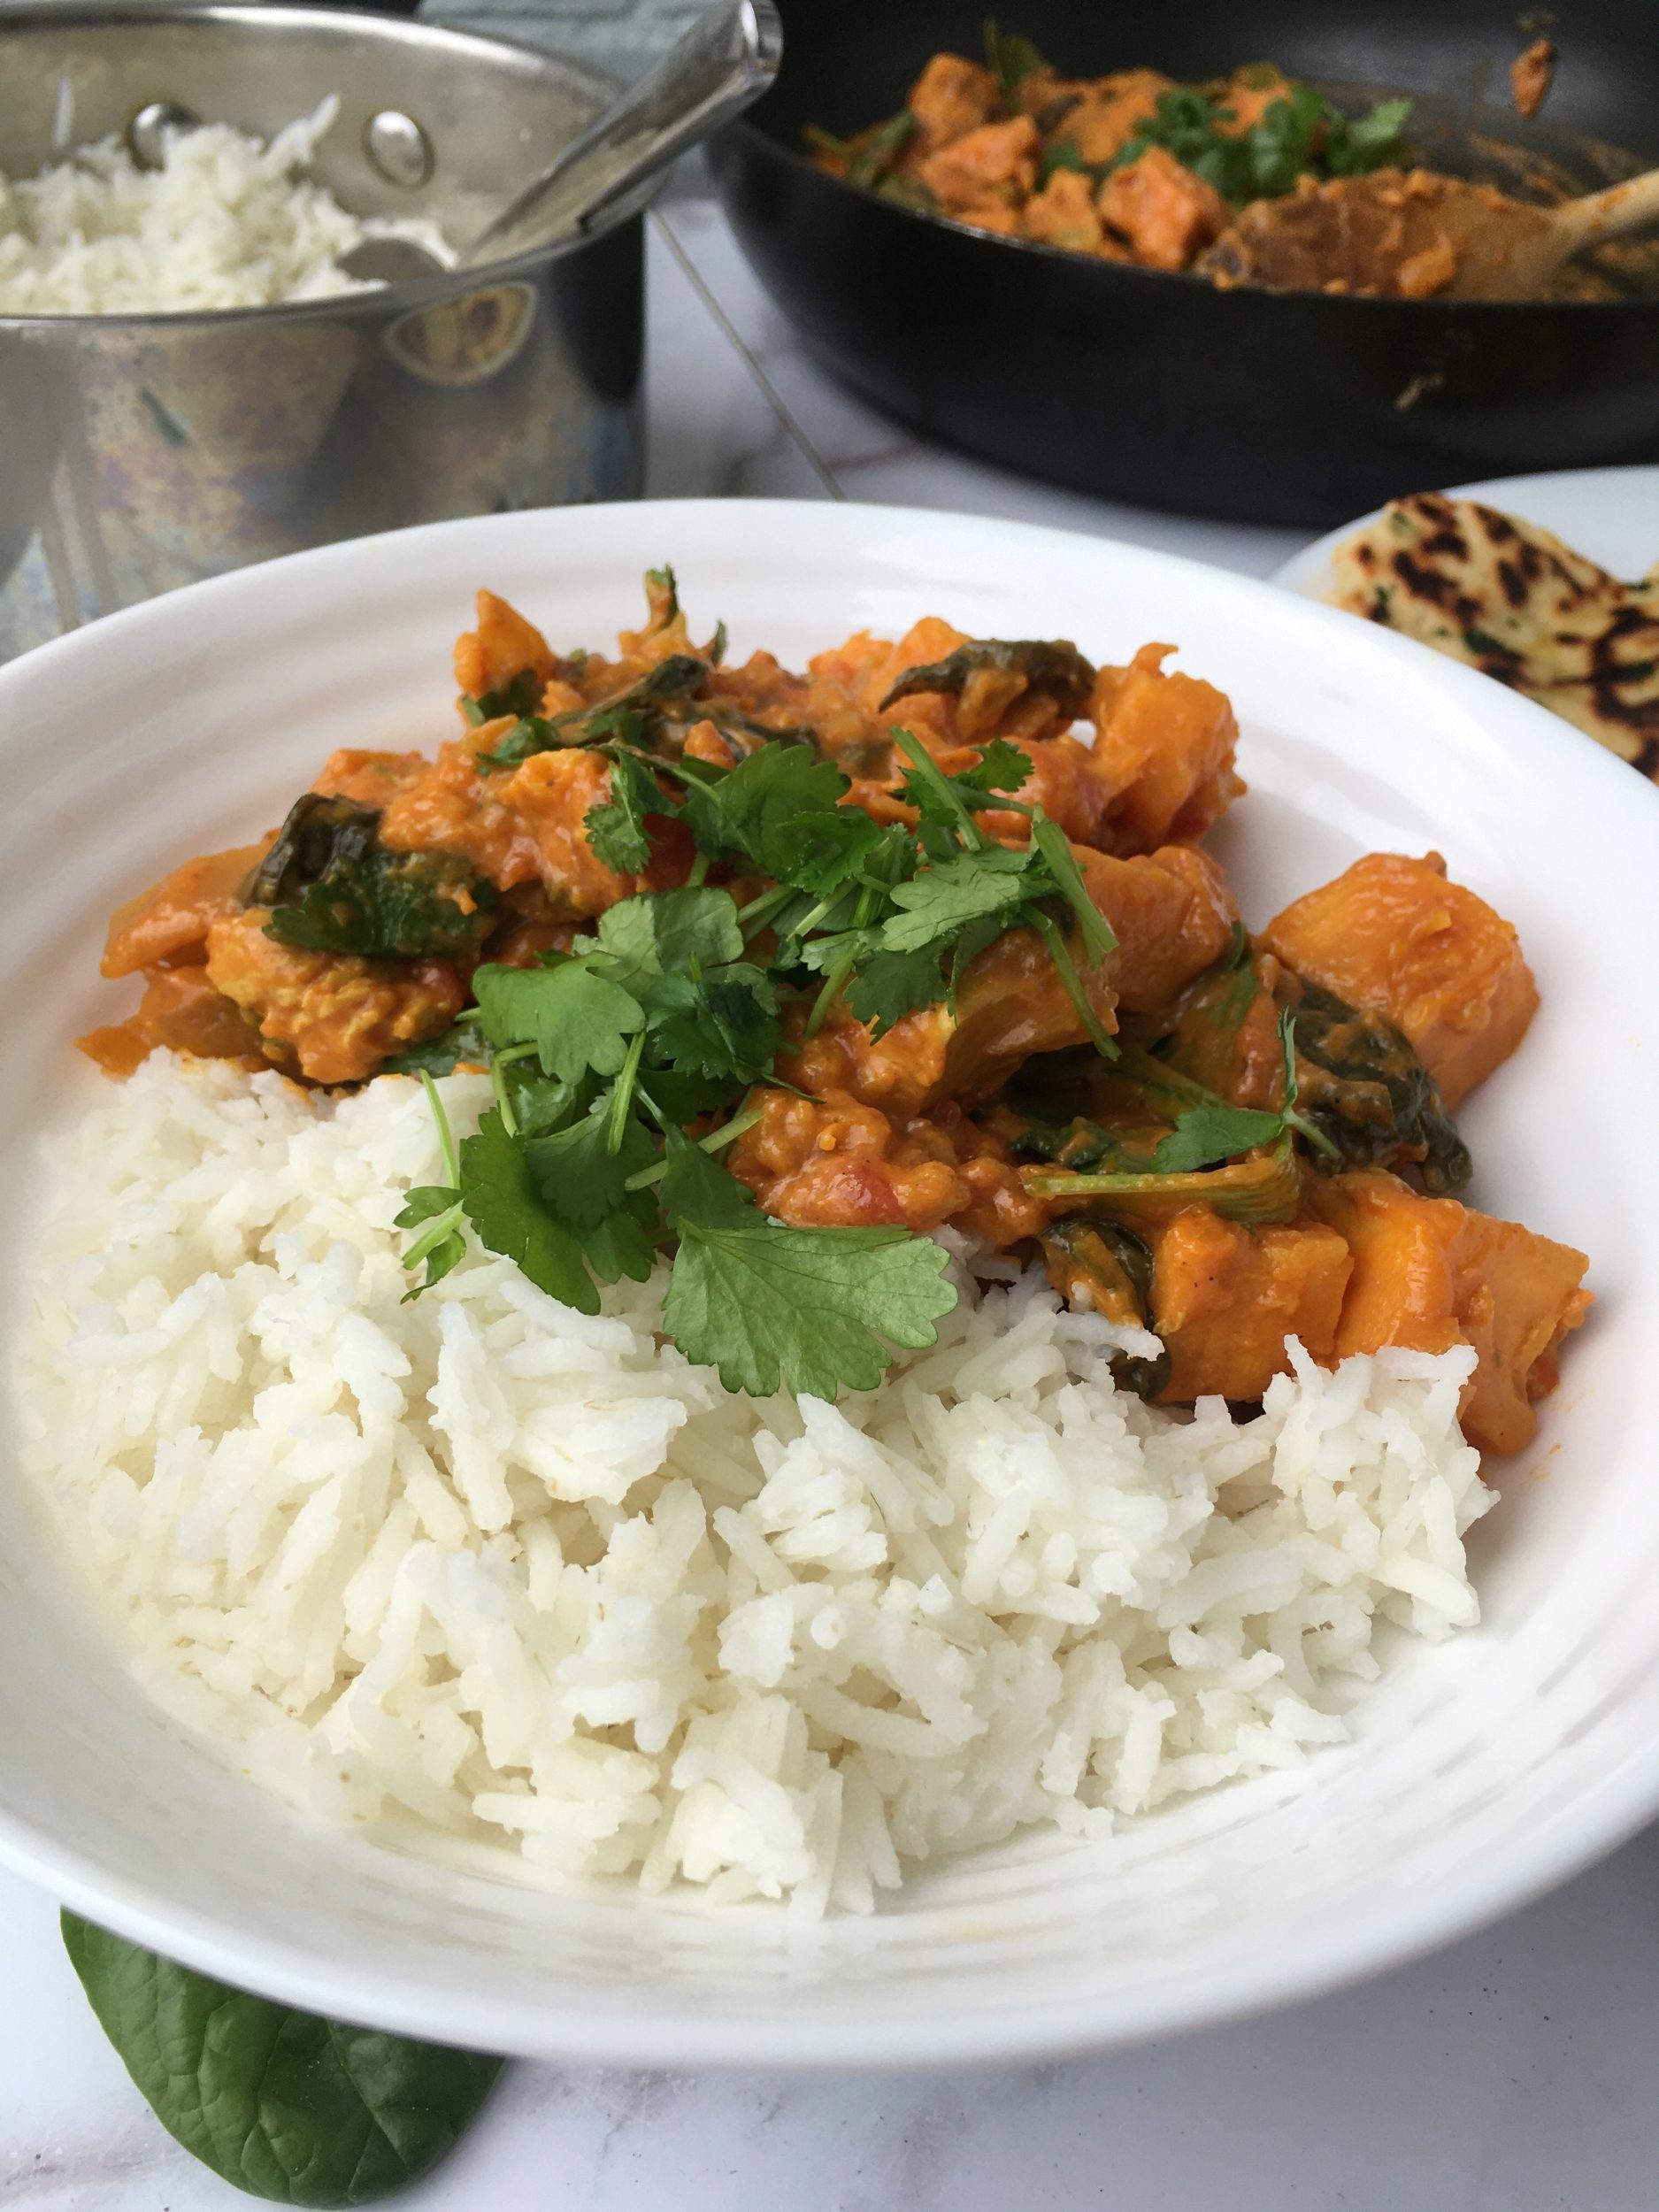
0, 4, 651, 660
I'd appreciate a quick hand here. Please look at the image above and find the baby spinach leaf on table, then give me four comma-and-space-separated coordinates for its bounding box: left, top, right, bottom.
61, 1914, 503, 2209
658, 1139, 958, 1399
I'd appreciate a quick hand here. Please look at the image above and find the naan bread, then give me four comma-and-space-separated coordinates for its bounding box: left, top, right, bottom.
1329, 493, 1659, 778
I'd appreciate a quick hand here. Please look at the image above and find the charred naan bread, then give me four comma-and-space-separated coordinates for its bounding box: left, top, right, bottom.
1329, 493, 1659, 779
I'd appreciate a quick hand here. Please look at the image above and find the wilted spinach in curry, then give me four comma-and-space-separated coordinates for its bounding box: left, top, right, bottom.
81, 568, 1588, 1454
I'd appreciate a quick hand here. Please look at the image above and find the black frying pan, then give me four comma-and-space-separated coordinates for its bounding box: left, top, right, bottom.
710, 0, 1659, 525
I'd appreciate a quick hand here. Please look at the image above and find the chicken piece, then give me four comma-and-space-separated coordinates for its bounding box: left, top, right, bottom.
1148, 1205, 1353, 1402
1087, 842, 1240, 1013
205, 910, 464, 1085
950, 201, 1025, 237
1022, 168, 1105, 252
311, 749, 431, 809
1261, 851, 1538, 1108
1088, 643, 1243, 851
1307, 1169, 1590, 1455
1098, 145, 1229, 271
918, 115, 1041, 211
453, 588, 557, 703
1059, 70, 1172, 165
78, 965, 264, 1076
728, 1087, 1044, 1246
100, 843, 271, 979
907, 52, 1001, 152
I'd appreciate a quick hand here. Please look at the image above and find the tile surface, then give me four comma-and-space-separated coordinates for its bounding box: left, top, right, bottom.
2, 127, 1654, 2208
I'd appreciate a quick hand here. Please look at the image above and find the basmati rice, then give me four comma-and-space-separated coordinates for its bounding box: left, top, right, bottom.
15, 1054, 1494, 1913
0, 97, 452, 316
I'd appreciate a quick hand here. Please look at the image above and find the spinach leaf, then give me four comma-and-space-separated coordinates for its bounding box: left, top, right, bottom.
845, 110, 916, 190
61, 1914, 502, 2208
984, 18, 1051, 105
381, 1018, 488, 1078
1278, 972, 1471, 1195
253, 794, 494, 960
266, 849, 494, 960
879, 637, 1097, 718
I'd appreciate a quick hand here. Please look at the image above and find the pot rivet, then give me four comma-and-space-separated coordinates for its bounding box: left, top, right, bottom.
365, 110, 434, 190
127, 101, 199, 168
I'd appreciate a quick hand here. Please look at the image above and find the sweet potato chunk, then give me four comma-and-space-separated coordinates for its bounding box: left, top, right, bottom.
1261, 851, 1537, 1108
1098, 145, 1229, 270
1308, 1169, 1590, 1455
907, 52, 1000, 151
918, 115, 1040, 210
101, 843, 269, 979
1148, 1207, 1353, 1402
452, 588, 557, 703
1022, 169, 1105, 253
1087, 644, 1242, 852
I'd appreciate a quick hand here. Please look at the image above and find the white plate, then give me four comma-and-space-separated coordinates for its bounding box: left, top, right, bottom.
1272, 465, 1659, 601
1, 500, 1656, 2070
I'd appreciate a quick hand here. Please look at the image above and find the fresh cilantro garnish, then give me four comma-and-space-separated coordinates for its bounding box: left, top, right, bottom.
658, 1137, 956, 1398
584, 750, 664, 873
1113, 80, 1412, 206
473, 961, 645, 1085
459, 1107, 601, 1311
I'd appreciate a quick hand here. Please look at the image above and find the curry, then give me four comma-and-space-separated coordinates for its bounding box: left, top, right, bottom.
84, 570, 1590, 1454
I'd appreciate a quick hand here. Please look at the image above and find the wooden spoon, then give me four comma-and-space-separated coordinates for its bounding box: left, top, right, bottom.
1197, 163, 1659, 300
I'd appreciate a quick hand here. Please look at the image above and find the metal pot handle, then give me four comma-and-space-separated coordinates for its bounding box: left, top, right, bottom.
464, 0, 782, 266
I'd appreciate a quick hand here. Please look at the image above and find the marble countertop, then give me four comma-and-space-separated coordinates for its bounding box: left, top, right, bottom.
5, 182, 1657, 2212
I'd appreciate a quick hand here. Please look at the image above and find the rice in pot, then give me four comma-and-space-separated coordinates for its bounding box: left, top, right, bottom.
0, 96, 451, 316
16, 1054, 1493, 1914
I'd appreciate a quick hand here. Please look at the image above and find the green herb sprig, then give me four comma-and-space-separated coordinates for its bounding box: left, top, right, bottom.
391, 722, 1123, 1399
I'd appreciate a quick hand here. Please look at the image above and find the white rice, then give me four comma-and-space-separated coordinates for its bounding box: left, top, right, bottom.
0, 97, 452, 316
15, 1054, 1494, 1914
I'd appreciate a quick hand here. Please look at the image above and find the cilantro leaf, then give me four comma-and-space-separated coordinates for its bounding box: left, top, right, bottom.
659, 1137, 958, 1397
584, 751, 665, 874
525, 1093, 657, 1228
646, 967, 780, 1084
678, 743, 851, 878
1147, 1101, 1286, 1173
842, 946, 949, 1035
583, 887, 744, 991
395, 1183, 466, 1294
878, 847, 1030, 954
458, 1109, 599, 1311
472, 961, 645, 1084
575, 1202, 658, 1284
